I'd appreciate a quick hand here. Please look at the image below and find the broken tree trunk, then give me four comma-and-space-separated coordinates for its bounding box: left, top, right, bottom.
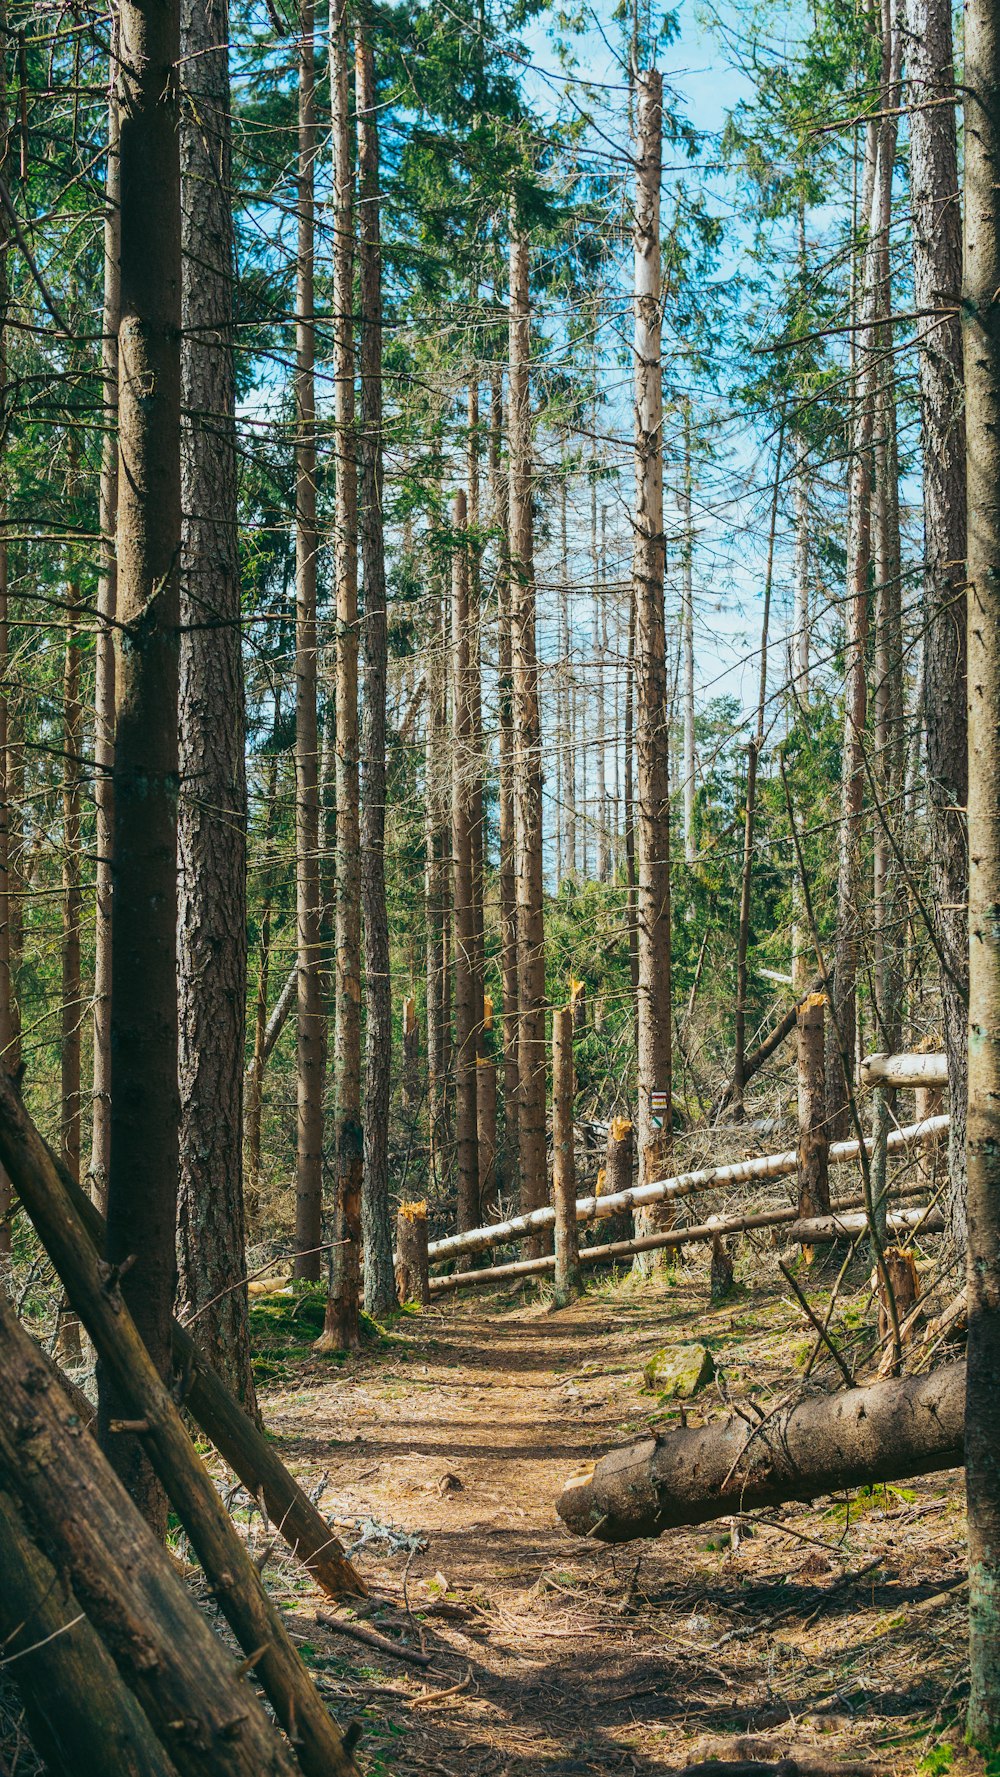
430, 1199, 938, 1295
0, 1302, 301, 1777
395, 1201, 430, 1306
552, 1005, 581, 1306
0, 1484, 178, 1777
797, 991, 830, 1223
859, 1051, 948, 1088
713, 976, 825, 1118
427, 1114, 949, 1263
0, 1071, 358, 1776
557, 1360, 965, 1542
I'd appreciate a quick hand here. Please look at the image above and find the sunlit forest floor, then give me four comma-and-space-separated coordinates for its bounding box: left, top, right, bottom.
243, 1250, 969, 1777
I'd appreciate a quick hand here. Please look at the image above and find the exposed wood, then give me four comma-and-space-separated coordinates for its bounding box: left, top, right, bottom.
0, 1484, 179, 1777
428, 1201, 940, 1295
0, 1071, 360, 1772
0, 1298, 303, 1777
557, 1360, 965, 1543
876, 1245, 921, 1348
428, 1114, 949, 1263
552, 1005, 581, 1306
859, 1051, 948, 1088
395, 1201, 430, 1307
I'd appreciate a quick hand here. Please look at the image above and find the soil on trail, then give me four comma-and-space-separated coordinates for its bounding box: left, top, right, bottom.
257, 1262, 971, 1777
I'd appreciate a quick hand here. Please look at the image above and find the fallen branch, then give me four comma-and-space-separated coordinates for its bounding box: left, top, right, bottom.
858, 1051, 948, 1089
712, 974, 825, 1117
315, 1609, 432, 1669
557, 1360, 965, 1543
427, 1115, 949, 1265
428, 1198, 940, 1296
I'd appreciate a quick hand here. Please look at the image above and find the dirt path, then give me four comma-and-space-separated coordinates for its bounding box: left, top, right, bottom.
258, 1269, 970, 1777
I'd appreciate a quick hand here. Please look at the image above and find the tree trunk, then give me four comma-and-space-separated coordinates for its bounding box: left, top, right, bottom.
681, 400, 696, 865
0, 9, 12, 1257
631, 69, 673, 1266
293, 0, 323, 1282
61, 520, 83, 1182
0, 1300, 306, 1777
623, 583, 639, 996
324, 0, 363, 1348
0, 1484, 179, 1777
177, 0, 255, 1415
90, 51, 119, 1212
508, 233, 547, 1242
904, 0, 968, 1250
244, 735, 282, 1215
491, 365, 520, 1189
963, 0, 1000, 1737
424, 575, 451, 1194
452, 488, 480, 1230
356, 15, 395, 1320
395, 1201, 430, 1306
99, 0, 183, 1531
558, 1361, 965, 1543
732, 420, 784, 1114
797, 990, 830, 1220
0, 1079, 357, 1775
552, 1005, 580, 1306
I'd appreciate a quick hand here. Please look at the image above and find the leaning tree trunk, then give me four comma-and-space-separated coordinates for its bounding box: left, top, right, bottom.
323, 0, 362, 1350
904, 0, 968, 1251
558, 1361, 965, 1543
177, 0, 256, 1415
631, 68, 672, 1266
98, 0, 183, 1532
293, 0, 323, 1281
356, 13, 396, 1319
508, 232, 547, 1243
963, 0, 1000, 1740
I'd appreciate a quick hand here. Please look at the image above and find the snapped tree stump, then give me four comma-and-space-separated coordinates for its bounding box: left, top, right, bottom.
395, 1200, 430, 1305
797, 991, 830, 1225
557, 1361, 965, 1542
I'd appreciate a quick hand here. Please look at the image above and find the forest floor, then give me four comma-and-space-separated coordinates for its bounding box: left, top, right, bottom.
244, 1241, 974, 1777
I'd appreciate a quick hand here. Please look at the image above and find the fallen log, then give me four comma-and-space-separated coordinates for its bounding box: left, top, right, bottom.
0, 1483, 179, 1777
427, 1114, 949, 1265
36, 1114, 363, 1600
859, 1051, 948, 1089
557, 1359, 965, 1543
0, 1297, 299, 1777
0, 1071, 357, 1777
428, 1193, 938, 1295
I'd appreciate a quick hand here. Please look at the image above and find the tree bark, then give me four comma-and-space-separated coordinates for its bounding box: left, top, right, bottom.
963, 0, 1000, 1737
395, 1200, 430, 1306
623, 582, 639, 996
797, 990, 830, 1221
293, 0, 323, 1281
904, 0, 968, 1250
508, 233, 547, 1242
424, 574, 451, 1193
681, 400, 696, 865
558, 1361, 965, 1543
632, 69, 672, 1266
177, 0, 256, 1415
0, 1075, 357, 1775
90, 46, 119, 1212
99, 0, 183, 1530
356, 14, 396, 1320
61, 509, 83, 1182
452, 488, 480, 1230
491, 365, 520, 1190
0, 1305, 305, 1777
0, 24, 15, 1254
324, 0, 363, 1349
0, 1484, 179, 1777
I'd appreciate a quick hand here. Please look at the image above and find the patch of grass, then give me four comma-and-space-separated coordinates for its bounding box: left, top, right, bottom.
919, 1747, 954, 1776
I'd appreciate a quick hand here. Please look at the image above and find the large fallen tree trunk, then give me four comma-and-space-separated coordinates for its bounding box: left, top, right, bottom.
0, 1071, 357, 1777
427, 1114, 949, 1264
429, 1197, 939, 1295
37, 1110, 363, 1600
557, 1360, 965, 1543
0, 1483, 179, 1777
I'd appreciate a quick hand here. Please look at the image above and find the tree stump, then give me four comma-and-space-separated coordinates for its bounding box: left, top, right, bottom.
797, 993, 830, 1252
876, 1245, 921, 1346
395, 1201, 430, 1306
